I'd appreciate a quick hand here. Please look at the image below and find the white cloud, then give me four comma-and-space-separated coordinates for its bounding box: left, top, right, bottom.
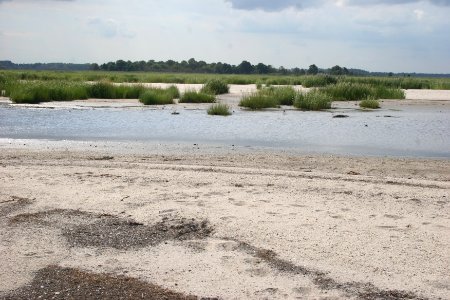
413, 9, 425, 20
87, 18, 135, 39
225, 0, 450, 11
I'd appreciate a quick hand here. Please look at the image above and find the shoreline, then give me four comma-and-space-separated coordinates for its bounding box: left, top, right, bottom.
2, 85, 450, 110
1, 143, 449, 299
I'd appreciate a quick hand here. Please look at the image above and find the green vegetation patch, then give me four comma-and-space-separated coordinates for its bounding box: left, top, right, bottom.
294, 89, 332, 111
88, 82, 148, 99
200, 79, 229, 95
359, 99, 380, 109
10, 81, 89, 104
301, 75, 338, 87
322, 82, 405, 101
139, 88, 177, 105
207, 103, 231, 116
180, 90, 215, 103
239, 92, 278, 110
239, 86, 297, 109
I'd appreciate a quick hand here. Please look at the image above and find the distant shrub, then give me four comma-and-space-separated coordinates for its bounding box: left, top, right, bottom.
201, 79, 229, 95
359, 98, 380, 109
180, 90, 215, 103
207, 103, 231, 116
294, 89, 332, 110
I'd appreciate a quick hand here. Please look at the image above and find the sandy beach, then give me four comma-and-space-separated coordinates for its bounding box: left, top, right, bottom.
0, 139, 449, 299
0, 87, 449, 299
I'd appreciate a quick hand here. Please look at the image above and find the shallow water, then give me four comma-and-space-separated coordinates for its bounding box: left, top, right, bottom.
0, 104, 449, 158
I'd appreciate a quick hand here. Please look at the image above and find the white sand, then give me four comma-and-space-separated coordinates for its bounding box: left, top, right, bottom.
0, 142, 449, 299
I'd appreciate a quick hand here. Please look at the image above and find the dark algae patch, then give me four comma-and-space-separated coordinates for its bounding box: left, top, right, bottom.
0, 265, 198, 300
236, 241, 425, 300
0, 196, 34, 218
10, 209, 213, 250
65, 216, 213, 249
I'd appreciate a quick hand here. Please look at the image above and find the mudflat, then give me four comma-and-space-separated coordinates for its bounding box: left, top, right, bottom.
0, 143, 449, 299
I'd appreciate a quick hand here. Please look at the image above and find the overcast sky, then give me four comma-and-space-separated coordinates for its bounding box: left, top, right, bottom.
0, 0, 449, 72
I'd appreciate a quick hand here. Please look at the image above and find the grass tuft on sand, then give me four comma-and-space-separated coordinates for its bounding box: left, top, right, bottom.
139, 88, 177, 105
359, 98, 381, 109
180, 90, 215, 103
200, 79, 229, 95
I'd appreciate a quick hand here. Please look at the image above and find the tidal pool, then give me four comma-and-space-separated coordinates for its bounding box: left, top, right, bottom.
0, 104, 449, 158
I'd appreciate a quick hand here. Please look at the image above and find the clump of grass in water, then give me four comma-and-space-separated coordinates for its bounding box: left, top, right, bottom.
180, 90, 215, 103
139, 88, 177, 105
207, 103, 231, 116
200, 79, 229, 95
359, 98, 380, 109
294, 89, 332, 111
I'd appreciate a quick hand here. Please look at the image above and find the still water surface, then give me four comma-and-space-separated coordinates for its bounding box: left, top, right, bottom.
0, 105, 449, 157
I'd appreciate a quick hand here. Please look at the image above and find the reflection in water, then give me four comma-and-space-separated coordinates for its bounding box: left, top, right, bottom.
0, 105, 449, 158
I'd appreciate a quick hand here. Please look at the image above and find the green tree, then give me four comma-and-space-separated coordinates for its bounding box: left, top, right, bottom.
308, 64, 319, 75
237, 60, 254, 74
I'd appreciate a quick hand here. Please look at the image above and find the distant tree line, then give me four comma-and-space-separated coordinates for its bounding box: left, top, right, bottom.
0, 60, 91, 71
92, 59, 352, 76
1, 59, 449, 78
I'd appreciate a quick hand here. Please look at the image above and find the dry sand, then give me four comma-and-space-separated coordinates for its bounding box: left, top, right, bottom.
0, 141, 449, 299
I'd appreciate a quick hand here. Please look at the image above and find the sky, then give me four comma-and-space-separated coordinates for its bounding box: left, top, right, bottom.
0, 0, 449, 73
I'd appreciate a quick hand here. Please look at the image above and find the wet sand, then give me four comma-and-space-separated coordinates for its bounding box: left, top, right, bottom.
0, 141, 449, 299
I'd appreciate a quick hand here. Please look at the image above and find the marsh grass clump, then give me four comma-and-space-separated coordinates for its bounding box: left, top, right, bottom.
166, 85, 180, 99
359, 98, 380, 109
302, 75, 338, 87
139, 88, 176, 105
371, 85, 405, 99
207, 103, 231, 116
294, 89, 332, 111
88, 82, 149, 99
10, 81, 89, 103
271, 86, 296, 105
322, 82, 372, 100
239, 86, 296, 109
87, 82, 117, 98
200, 79, 229, 95
114, 84, 147, 99
180, 90, 215, 103
239, 92, 278, 110
322, 82, 405, 101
